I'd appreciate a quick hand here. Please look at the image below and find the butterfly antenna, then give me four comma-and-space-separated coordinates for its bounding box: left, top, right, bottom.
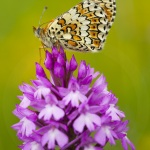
39, 6, 48, 26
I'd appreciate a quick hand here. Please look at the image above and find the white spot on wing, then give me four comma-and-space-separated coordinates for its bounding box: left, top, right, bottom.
68, 8, 76, 16
62, 13, 71, 19
82, 20, 90, 25
98, 33, 104, 41
78, 17, 86, 22
100, 18, 107, 24
63, 33, 72, 39
72, 14, 80, 20
98, 24, 105, 33
95, 10, 105, 17
85, 37, 92, 44
80, 25, 89, 31
80, 31, 88, 36
89, 5, 100, 11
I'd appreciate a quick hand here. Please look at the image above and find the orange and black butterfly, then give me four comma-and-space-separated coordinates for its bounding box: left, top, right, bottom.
33, 0, 116, 52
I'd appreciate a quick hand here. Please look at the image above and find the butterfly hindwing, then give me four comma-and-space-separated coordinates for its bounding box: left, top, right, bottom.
44, 0, 116, 52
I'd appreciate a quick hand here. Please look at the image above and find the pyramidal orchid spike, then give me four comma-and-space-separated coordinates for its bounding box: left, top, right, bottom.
12, 46, 135, 150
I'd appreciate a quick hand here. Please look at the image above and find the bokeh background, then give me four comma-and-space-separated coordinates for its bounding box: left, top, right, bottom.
0, 0, 150, 149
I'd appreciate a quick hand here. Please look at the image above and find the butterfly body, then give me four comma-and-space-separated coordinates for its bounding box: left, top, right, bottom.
34, 0, 116, 52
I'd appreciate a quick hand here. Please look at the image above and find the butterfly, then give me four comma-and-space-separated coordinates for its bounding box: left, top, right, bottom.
33, 0, 116, 52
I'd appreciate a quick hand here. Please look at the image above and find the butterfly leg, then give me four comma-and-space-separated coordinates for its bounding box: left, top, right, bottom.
38, 42, 46, 64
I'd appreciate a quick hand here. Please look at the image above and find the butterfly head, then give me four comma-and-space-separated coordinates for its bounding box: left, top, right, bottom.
33, 26, 52, 48
33, 26, 43, 38
33, 7, 53, 48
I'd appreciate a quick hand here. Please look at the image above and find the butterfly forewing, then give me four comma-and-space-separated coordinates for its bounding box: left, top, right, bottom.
42, 0, 116, 52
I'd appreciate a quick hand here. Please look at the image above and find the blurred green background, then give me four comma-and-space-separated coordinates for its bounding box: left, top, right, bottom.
0, 0, 150, 149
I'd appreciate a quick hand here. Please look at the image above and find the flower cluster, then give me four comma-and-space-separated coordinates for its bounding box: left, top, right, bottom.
12, 47, 135, 150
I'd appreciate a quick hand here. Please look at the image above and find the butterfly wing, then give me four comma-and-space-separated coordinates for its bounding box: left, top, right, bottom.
47, 0, 116, 52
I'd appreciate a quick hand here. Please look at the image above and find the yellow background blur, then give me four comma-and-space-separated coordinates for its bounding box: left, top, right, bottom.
0, 0, 150, 149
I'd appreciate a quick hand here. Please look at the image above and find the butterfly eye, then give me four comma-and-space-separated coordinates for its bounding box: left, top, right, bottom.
37, 28, 41, 36
33, 26, 42, 38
